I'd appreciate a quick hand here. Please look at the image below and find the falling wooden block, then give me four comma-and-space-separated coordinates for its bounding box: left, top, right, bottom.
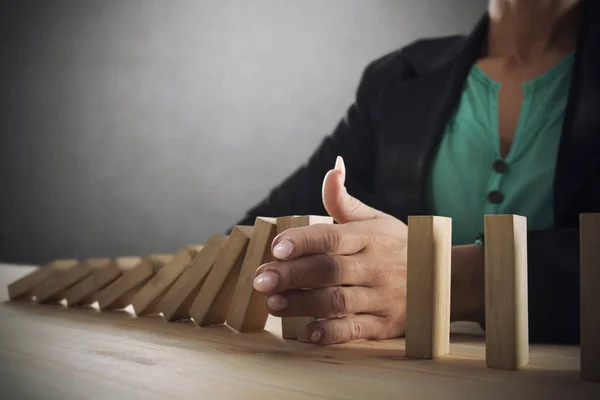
7, 259, 78, 301
130, 245, 203, 316
64, 257, 142, 307
97, 254, 173, 311
484, 214, 529, 370
580, 213, 600, 382
227, 217, 277, 332
405, 216, 452, 359
160, 236, 229, 321
190, 226, 253, 327
276, 215, 334, 341
63, 258, 115, 307
33, 259, 98, 304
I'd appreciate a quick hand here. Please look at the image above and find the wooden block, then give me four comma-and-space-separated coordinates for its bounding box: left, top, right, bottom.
63, 258, 115, 306
64, 257, 142, 307
227, 217, 277, 332
160, 236, 229, 321
130, 246, 203, 316
190, 226, 253, 326
97, 254, 173, 311
7, 259, 78, 301
277, 215, 334, 341
580, 213, 600, 382
484, 214, 529, 370
33, 259, 97, 304
405, 216, 452, 359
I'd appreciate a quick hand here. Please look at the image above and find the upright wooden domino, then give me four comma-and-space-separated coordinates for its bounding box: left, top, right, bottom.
7, 259, 78, 301
190, 226, 253, 327
64, 257, 142, 307
160, 236, 229, 322
227, 217, 277, 332
96, 254, 173, 311
130, 245, 203, 316
405, 216, 452, 359
580, 213, 600, 382
277, 215, 334, 341
33, 259, 100, 304
484, 214, 529, 370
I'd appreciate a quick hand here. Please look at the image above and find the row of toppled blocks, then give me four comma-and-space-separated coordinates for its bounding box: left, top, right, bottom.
6, 213, 600, 382
7, 216, 331, 341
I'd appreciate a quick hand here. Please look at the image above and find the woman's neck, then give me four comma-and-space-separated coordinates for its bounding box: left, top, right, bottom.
487, 0, 583, 61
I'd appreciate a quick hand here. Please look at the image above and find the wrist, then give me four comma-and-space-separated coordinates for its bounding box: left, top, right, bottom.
450, 244, 485, 323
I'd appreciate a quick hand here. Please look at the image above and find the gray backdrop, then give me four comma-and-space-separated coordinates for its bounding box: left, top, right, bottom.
0, 0, 486, 264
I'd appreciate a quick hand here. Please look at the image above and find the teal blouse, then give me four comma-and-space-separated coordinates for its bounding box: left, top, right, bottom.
426, 53, 575, 245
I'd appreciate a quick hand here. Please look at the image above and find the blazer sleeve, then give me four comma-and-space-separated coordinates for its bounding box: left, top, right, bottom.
231, 52, 408, 228
526, 228, 580, 344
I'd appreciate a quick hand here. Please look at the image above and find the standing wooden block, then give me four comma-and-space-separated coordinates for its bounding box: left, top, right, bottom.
484, 214, 529, 370
405, 216, 452, 359
33, 259, 98, 304
63, 258, 115, 307
7, 259, 78, 301
227, 217, 277, 332
97, 254, 173, 311
160, 236, 229, 321
130, 245, 203, 316
580, 213, 600, 382
277, 215, 334, 341
190, 226, 253, 327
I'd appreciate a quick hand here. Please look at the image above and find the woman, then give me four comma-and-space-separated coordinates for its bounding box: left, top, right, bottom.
235, 0, 599, 345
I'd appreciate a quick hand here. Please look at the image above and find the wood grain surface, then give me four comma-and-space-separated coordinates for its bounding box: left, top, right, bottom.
484, 215, 529, 370
1, 264, 599, 400
406, 216, 451, 359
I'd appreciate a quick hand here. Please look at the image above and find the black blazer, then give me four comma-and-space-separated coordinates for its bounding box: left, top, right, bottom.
236, 0, 600, 344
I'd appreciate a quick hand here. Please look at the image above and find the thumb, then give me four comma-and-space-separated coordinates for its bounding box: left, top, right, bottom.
322, 156, 386, 224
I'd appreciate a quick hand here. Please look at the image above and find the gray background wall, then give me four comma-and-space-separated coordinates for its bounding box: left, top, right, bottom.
0, 0, 486, 264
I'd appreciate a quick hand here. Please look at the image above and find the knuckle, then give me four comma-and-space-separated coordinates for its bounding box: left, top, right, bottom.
322, 228, 342, 253
294, 230, 312, 255
349, 321, 365, 340
321, 255, 343, 284
370, 262, 390, 283
329, 325, 346, 343
330, 287, 351, 315
345, 196, 363, 216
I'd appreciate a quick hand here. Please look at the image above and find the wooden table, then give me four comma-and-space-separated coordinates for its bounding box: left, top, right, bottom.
1, 264, 598, 399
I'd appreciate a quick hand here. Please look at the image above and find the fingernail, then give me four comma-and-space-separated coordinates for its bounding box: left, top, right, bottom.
335, 156, 346, 183
273, 239, 294, 259
266, 294, 288, 311
335, 155, 345, 172
311, 328, 323, 343
253, 271, 279, 292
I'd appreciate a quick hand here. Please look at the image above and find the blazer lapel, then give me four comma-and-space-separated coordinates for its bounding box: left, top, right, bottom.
377, 17, 488, 221
555, 0, 600, 224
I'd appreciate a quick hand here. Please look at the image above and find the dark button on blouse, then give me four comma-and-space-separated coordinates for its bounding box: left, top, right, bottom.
487, 190, 504, 204
493, 160, 508, 173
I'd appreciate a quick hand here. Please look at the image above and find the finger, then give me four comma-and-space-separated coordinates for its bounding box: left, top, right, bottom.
254, 254, 379, 293
272, 222, 370, 260
265, 286, 384, 319
322, 156, 387, 224
304, 314, 392, 345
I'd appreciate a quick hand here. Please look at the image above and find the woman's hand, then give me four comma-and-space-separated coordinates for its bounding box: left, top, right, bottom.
253, 157, 410, 345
